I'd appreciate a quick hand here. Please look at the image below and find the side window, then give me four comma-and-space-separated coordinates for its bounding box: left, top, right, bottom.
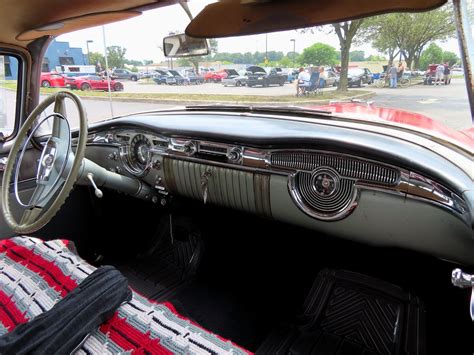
0, 54, 20, 139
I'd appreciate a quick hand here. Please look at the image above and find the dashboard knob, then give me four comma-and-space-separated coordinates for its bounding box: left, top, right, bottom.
183, 141, 197, 155
227, 147, 242, 163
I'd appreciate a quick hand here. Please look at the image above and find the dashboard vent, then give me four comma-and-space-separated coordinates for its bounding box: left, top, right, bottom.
271, 152, 399, 185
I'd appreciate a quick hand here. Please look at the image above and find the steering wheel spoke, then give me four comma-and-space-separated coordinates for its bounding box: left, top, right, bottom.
1, 91, 87, 234
52, 94, 69, 140
20, 207, 43, 226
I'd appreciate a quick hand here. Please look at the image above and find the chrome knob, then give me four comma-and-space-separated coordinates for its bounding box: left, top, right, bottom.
108, 152, 118, 160
227, 147, 242, 163
183, 141, 197, 156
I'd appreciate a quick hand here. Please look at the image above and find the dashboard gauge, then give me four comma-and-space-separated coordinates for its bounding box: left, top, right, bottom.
128, 134, 151, 174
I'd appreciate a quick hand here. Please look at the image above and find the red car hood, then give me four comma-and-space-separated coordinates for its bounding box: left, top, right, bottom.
313, 102, 474, 150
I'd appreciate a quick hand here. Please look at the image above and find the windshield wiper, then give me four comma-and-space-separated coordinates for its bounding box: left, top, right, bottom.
185, 104, 333, 116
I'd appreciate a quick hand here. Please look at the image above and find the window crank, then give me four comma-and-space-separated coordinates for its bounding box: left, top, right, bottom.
452, 268, 474, 320
87, 173, 103, 198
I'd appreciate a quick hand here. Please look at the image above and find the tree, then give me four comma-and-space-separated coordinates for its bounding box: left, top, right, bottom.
442, 51, 460, 66
298, 43, 338, 66
143, 59, 154, 65
366, 14, 401, 66
366, 54, 386, 61
419, 43, 443, 69
89, 52, 105, 69
367, 8, 456, 69
349, 50, 365, 61
106, 46, 127, 68
332, 20, 366, 91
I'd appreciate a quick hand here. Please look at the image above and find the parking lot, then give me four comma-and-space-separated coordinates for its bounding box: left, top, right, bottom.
103, 77, 471, 130
2, 78, 471, 134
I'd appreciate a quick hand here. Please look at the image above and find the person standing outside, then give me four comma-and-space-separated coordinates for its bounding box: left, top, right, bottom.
435, 63, 445, 85
389, 64, 398, 88
318, 67, 327, 89
443, 63, 451, 85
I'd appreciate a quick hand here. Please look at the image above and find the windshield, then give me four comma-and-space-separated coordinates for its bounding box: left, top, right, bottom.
34, 0, 471, 142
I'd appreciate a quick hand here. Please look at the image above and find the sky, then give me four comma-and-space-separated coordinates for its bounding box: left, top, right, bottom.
57, 0, 462, 65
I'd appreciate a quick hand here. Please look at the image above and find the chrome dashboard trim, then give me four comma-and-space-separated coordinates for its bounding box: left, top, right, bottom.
84, 129, 471, 225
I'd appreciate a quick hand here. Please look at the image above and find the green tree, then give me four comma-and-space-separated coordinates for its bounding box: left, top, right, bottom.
366, 54, 386, 61
143, 59, 154, 65
89, 52, 104, 69
442, 51, 459, 66
367, 8, 456, 69
332, 20, 367, 91
349, 50, 365, 61
298, 43, 338, 66
106, 46, 127, 68
277, 56, 292, 67
419, 43, 443, 69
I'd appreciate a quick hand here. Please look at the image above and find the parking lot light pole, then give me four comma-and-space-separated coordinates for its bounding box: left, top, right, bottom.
290, 39, 296, 67
86, 40, 93, 65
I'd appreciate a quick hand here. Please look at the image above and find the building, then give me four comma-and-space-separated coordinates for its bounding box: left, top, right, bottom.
4, 39, 88, 79
42, 39, 89, 72
2, 56, 19, 80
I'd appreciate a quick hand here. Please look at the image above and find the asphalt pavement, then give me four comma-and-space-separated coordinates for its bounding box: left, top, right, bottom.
361, 78, 471, 130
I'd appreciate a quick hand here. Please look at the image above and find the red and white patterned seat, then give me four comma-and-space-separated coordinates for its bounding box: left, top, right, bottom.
0, 236, 252, 354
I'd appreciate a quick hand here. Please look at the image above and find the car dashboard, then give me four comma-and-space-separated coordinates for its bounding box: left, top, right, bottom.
76, 111, 474, 265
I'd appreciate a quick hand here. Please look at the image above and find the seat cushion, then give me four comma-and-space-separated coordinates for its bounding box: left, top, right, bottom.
0, 236, 252, 354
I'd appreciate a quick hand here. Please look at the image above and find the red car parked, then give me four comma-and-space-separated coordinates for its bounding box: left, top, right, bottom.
204, 70, 228, 82
65, 75, 124, 91
40, 72, 66, 88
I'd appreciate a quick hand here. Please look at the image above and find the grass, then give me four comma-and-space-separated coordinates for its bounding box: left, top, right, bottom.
1, 81, 372, 102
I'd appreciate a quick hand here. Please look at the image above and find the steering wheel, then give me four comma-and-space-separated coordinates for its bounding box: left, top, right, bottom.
1, 91, 88, 234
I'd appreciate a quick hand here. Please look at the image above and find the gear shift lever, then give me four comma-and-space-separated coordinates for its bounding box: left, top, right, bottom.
452, 268, 474, 320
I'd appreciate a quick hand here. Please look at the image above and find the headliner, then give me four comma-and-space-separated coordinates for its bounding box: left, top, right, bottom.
1, 0, 447, 48
0, 0, 177, 47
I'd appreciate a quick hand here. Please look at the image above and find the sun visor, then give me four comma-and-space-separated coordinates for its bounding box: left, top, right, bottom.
17, 11, 141, 41
186, 0, 447, 38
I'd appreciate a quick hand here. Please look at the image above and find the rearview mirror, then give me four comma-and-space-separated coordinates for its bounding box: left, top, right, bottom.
163, 34, 209, 58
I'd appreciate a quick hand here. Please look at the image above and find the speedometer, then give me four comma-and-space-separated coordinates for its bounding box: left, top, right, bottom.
128, 134, 151, 174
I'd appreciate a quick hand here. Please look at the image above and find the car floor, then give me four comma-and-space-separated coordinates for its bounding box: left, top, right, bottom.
37, 188, 474, 354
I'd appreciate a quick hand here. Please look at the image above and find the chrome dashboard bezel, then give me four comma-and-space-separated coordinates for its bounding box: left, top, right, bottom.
84, 129, 471, 226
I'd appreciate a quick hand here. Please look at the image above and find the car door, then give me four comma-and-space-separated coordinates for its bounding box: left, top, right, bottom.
0, 52, 42, 238
95, 76, 109, 90
269, 69, 277, 85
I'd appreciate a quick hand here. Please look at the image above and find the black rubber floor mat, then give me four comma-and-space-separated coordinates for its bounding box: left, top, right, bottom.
257, 269, 425, 355
117, 215, 203, 301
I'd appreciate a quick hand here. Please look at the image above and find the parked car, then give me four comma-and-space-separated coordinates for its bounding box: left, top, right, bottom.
152, 69, 171, 85
424, 64, 451, 85
343, 68, 374, 87
166, 69, 190, 85
322, 68, 339, 87
246, 66, 286, 87
65, 75, 124, 91
181, 70, 204, 84
111, 68, 138, 81
204, 70, 227, 82
222, 69, 248, 87
39, 72, 66, 88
